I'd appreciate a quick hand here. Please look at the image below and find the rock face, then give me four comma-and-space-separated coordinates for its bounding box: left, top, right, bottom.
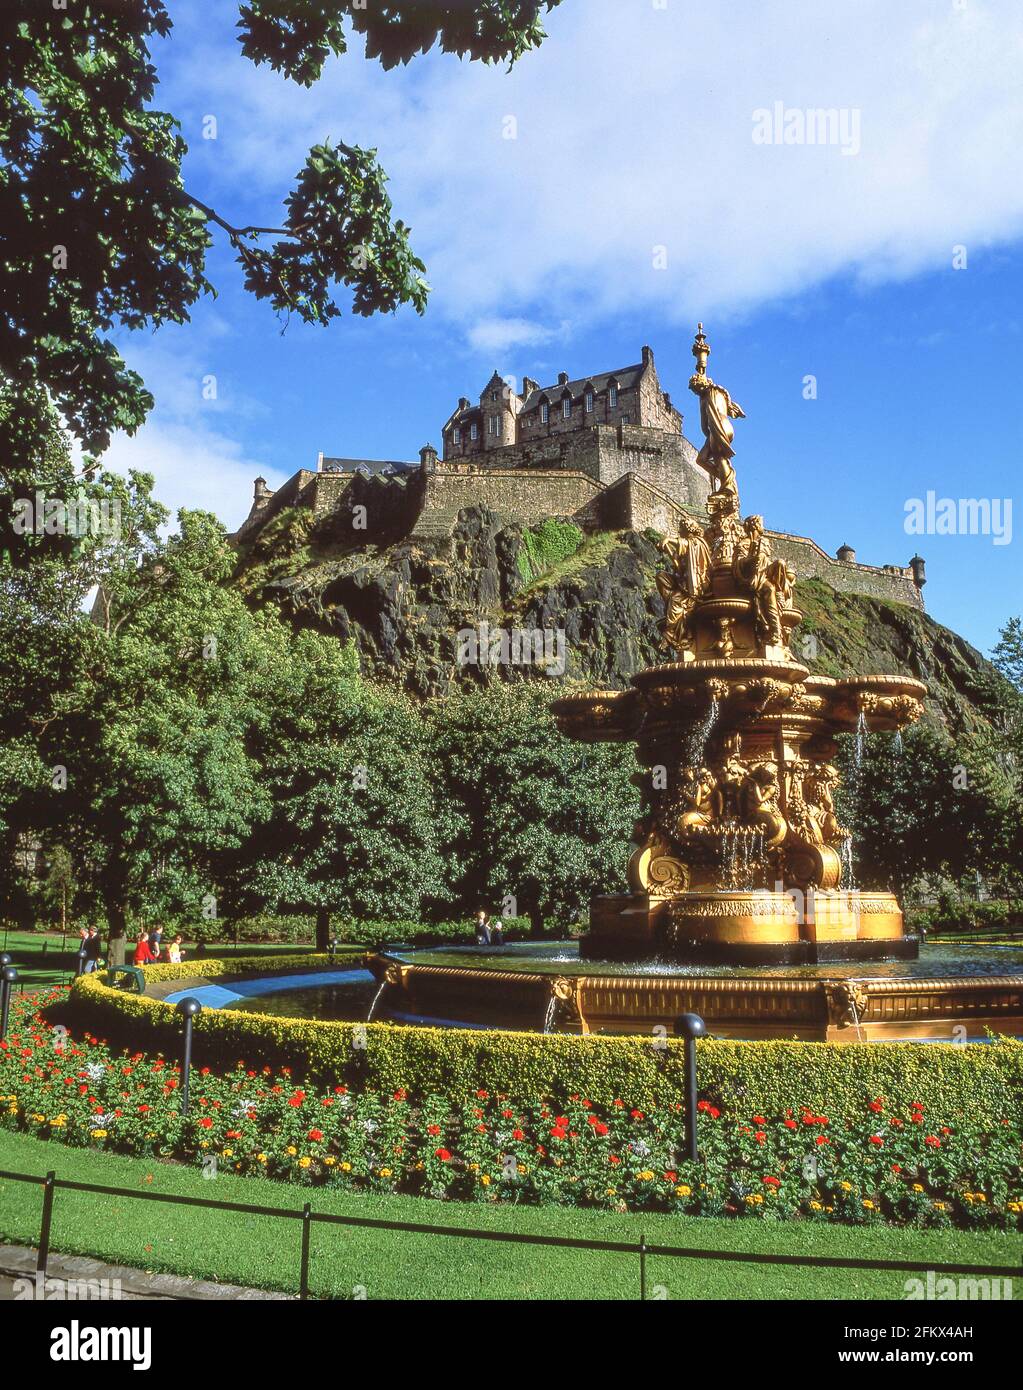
233, 505, 1001, 732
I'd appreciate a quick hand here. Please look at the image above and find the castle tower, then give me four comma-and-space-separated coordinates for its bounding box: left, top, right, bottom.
479, 370, 520, 453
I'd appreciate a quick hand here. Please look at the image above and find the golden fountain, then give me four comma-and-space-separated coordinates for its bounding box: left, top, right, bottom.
553, 324, 926, 967
370, 328, 1023, 1041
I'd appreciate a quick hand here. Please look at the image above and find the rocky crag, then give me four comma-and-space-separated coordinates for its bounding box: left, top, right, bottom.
232, 504, 1003, 734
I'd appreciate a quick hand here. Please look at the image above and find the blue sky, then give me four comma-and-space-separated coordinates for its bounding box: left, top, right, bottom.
102, 0, 1023, 655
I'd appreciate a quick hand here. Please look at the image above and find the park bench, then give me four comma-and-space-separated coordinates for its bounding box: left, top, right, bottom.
106, 965, 146, 993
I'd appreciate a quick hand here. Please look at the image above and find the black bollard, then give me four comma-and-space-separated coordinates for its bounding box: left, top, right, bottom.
75, 948, 88, 978
175, 997, 203, 1116
0, 965, 17, 1040
674, 1012, 707, 1163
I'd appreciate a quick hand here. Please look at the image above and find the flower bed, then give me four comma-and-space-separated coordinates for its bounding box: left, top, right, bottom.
5, 989, 1022, 1229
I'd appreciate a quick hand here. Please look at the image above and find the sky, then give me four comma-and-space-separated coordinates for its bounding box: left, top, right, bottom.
101, 0, 1023, 656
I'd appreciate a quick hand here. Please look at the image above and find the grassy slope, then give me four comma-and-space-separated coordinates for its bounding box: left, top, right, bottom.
1, 1130, 1019, 1301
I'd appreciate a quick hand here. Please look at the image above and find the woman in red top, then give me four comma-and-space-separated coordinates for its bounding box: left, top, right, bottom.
133, 932, 154, 966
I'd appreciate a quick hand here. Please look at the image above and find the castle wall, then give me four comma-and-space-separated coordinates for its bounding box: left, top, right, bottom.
412, 468, 602, 539
768, 531, 923, 609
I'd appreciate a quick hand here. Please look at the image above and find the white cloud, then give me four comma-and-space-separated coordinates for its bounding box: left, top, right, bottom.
92, 334, 279, 531
163, 0, 1023, 346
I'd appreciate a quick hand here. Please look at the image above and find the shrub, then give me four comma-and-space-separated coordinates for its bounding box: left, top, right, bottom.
64, 959, 1023, 1123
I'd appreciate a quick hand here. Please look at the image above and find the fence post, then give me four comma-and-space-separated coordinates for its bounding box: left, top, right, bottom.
37, 1171, 56, 1279
175, 997, 202, 1116
299, 1203, 312, 1300
0, 965, 17, 1040
674, 1012, 707, 1163
639, 1232, 647, 1301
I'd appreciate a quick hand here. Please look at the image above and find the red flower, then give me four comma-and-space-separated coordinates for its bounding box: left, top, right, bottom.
869, 1135, 884, 1146
434, 1147, 452, 1161
762, 1176, 780, 1188
815, 1135, 829, 1146
924, 1135, 941, 1148
868, 1098, 884, 1113
427, 1124, 441, 1136
754, 1132, 766, 1144
476, 1089, 488, 1099
783, 1119, 797, 1130
630, 1109, 645, 1120
512, 1129, 524, 1141
287, 1091, 306, 1108
307, 1128, 323, 1141
752, 1115, 766, 1125
198, 1117, 213, 1129
393, 1089, 407, 1102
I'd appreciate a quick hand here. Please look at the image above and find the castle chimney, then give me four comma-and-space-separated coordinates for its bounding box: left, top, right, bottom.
419, 443, 438, 471
837, 543, 856, 563
910, 554, 927, 588
641, 345, 654, 367
558, 372, 569, 385
253, 476, 269, 503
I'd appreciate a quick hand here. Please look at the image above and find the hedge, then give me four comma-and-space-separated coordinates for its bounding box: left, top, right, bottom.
61, 959, 1023, 1123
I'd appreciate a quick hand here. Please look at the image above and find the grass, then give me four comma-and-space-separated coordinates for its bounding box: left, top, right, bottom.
0, 930, 316, 991
1, 1129, 1019, 1301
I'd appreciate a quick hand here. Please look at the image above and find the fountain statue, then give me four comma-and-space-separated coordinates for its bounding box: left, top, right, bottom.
552, 325, 927, 964
368, 328, 1023, 1041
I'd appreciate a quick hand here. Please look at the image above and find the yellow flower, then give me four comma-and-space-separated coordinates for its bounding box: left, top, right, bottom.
49, 1115, 67, 1128
90, 1128, 108, 1139
862, 1199, 875, 1210
606, 1188, 617, 1197
298, 1156, 311, 1168
469, 1162, 479, 1172
323, 1156, 336, 1166
675, 1184, 691, 1197
517, 1163, 527, 1175
912, 1183, 924, 1193
809, 1200, 822, 1211
480, 1174, 491, 1186
839, 1181, 852, 1192
257, 1153, 267, 1164
638, 1170, 655, 1181
340, 1161, 352, 1172
933, 1201, 947, 1211
222, 1147, 233, 1158
379, 1167, 392, 1178
287, 1145, 297, 1156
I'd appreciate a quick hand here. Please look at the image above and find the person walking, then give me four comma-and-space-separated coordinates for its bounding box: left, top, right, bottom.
84, 926, 102, 973
149, 925, 163, 959
132, 932, 154, 966
474, 909, 492, 946
167, 935, 185, 965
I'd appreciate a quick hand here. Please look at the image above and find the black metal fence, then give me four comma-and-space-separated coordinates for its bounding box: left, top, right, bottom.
1, 1167, 1018, 1301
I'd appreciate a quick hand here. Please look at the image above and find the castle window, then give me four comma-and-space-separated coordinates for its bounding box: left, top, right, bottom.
470, 421, 479, 441
488, 414, 500, 436
621, 414, 630, 425
540, 401, 549, 425
453, 427, 461, 445
609, 384, 618, 409
562, 396, 571, 420
585, 390, 594, 413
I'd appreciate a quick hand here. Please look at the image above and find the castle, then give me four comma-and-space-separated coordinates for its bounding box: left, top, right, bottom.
235, 345, 926, 609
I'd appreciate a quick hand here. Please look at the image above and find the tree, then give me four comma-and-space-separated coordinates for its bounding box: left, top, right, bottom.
0, 1, 561, 470
57, 498, 279, 960
837, 722, 1012, 902
230, 633, 446, 945
429, 684, 638, 932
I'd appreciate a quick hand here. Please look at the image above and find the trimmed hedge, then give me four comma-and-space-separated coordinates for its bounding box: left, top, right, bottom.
63, 959, 1023, 1123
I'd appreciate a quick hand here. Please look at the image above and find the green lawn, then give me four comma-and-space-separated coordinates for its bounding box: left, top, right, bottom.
1, 1129, 1019, 1300
0, 930, 317, 991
